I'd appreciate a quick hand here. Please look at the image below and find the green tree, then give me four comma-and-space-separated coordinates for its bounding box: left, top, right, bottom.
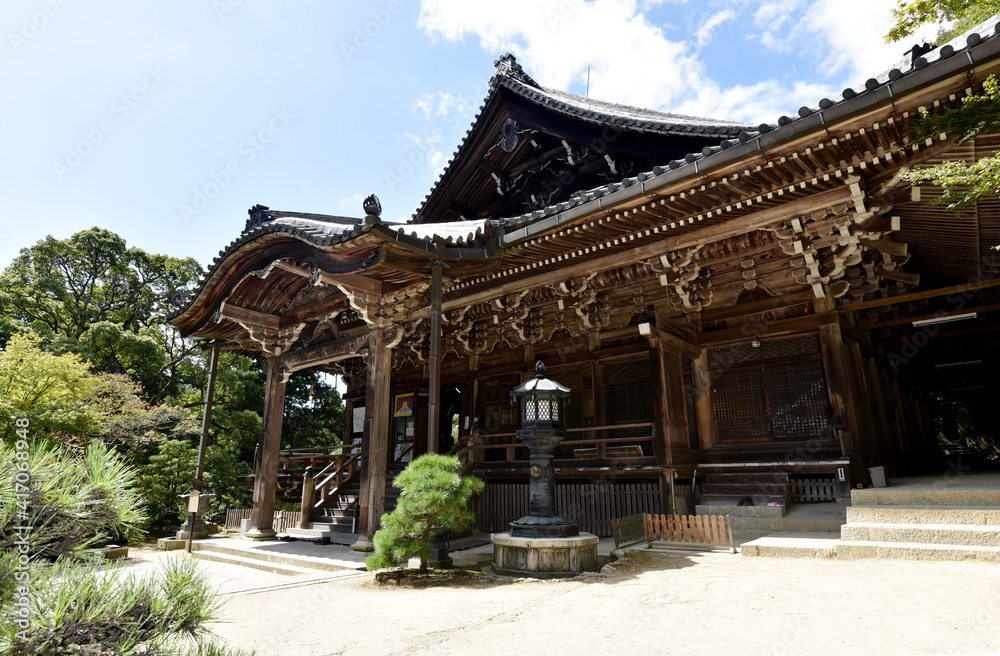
142, 439, 198, 525
887, 1, 1000, 212
0, 228, 203, 401
886, 0, 1000, 42
0, 333, 97, 443
366, 454, 484, 572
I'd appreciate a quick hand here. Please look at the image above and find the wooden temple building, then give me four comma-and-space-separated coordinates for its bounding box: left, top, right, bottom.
169, 25, 1000, 545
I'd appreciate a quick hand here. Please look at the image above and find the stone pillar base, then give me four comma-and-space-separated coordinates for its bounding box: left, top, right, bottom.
351, 537, 374, 552
492, 532, 599, 578
242, 528, 277, 541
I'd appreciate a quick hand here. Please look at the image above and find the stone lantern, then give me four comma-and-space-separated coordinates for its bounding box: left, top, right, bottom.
507, 361, 578, 538
492, 361, 599, 578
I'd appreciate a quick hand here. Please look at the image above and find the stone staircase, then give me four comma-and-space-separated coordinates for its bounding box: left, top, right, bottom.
283, 471, 402, 543
190, 538, 366, 575
835, 485, 1000, 561
699, 472, 791, 507
697, 502, 846, 545
741, 474, 1000, 560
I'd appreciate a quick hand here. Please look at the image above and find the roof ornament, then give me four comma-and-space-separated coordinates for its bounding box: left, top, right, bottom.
499, 117, 519, 152
363, 193, 382, 226
492, 52, 539, 88
245, 204, 271, 230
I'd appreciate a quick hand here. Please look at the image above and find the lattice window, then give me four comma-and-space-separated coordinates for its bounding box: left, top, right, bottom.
714, 360, 830, 441
765, 362, 829, 438
714, 369, 770, 441
606, 381, 653, 451
604, 358, 651, 382
549, 369, 582, 429
709, 335, 821, 368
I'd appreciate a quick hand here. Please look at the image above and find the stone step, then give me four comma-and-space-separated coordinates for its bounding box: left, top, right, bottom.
704, 472, 790, 483
841, 522, 1000, 547
190, 550, 323, 576
732, 529, 777, 545
834, 540, 1000, 562
282, 527, 357, 545
851, 488, 1000, 507
731, 517, 845, 533
193, 541, 358, 572
696, 504, 785, 518
846, 505, 1000, 526
740, 532, 840, 558
702, 482, 790, 495
699, 494, 787, 507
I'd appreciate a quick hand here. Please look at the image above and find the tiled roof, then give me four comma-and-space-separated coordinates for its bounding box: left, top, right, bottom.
497, 17, 1000, 242
410, 53, 751, 223
167, 206, 491, 320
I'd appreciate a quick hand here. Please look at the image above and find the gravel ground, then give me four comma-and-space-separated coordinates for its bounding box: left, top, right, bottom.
205, 549, 1000, 656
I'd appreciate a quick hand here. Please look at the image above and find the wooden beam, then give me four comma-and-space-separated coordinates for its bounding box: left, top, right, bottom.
418, 186, 853, 320
697, 312, 838, 348
859, 302, 1000, 331
279, 333, 369, 373
859, 238, 908, 257
639, 322, 700, 359
839, 278, 1000, 312
272, 261, 383, 296
855, 215, 900, 232
216, 301, 280, 330
876, 267, 920, 286
699, 289, 814, 324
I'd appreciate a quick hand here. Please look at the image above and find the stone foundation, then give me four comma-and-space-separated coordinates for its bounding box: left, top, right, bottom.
492, 532, 599, 578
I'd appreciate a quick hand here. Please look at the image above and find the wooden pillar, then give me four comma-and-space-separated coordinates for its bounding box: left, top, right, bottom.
353, 327, 393, 551
692, 349, 718, 451
816, 292, 857, 455
247, 356, 287, 539
427, 258, 444, 453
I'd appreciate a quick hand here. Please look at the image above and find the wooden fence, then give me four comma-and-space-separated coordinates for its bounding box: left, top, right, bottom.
476, 482, 661, 537
789, 478, 838, 502
611, 514, 647, 548
646, 513, 735, 552
224, 508, 302, 533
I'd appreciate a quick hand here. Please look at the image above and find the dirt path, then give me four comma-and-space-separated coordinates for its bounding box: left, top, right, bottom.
207, 551, 1000, 655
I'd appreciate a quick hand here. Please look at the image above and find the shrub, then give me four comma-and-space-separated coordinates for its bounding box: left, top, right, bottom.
366, 454, 483, 571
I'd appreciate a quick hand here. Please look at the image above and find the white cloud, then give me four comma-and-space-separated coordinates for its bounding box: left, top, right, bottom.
338, 192, 366, 214
695, 9, 735, 48
415, 0, 947, 129
404, 129, 447, 176
750, 0, 944, 88
675, 79, 835, 124
410, 92, 470, 121
418, 0, 706, 110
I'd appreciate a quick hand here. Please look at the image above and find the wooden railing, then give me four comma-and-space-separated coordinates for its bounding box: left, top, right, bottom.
313, 452, 361, 508
278, 444, 358, 471
449, 423, 656, 466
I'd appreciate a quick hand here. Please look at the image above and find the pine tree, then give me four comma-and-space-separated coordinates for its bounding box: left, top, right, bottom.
365, 454, 484, 572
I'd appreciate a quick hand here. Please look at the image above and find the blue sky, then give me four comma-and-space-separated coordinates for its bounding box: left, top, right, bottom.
0, 0, 943, 272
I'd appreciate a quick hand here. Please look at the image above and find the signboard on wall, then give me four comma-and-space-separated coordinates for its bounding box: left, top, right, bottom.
394, 393, 414, 417
352, 407, 365, 434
